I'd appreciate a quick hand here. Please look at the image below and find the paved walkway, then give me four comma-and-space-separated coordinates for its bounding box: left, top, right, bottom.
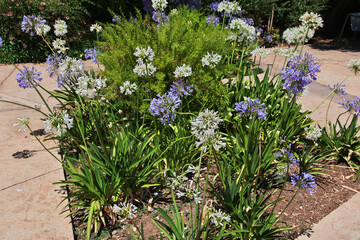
0, 44, 359, 239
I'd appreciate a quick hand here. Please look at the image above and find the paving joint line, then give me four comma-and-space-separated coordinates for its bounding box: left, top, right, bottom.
0, 167, 63, 192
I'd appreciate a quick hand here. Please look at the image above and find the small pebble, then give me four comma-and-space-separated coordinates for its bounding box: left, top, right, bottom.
16, 189, 23, 193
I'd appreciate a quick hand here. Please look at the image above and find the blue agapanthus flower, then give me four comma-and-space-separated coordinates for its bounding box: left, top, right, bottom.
264, 35, 273, 43
0, 37, 3, 47
149, 92, 181, 124
21, 15, 46, 36
275, 144, 299, 166
280, 52, 321, 95
112, 15, 121, 23
84, 48, 98, 64
170, 79, 193, 97
152, 11, 169, 24
339, 96, 360, 116
240, 17, 254, 26
235, 97, 267, 120
206, 15, 220, 26
209, 2, 219, 11
16, 66, 43, 89
329, 83, 346, 95
291, 172, 317, 195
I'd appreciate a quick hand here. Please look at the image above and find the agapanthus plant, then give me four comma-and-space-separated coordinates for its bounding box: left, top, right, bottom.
112, 202, 137, 223
229, 18, 256, 45
54, 20, 68, 37
174, 64, 192, 78
120, 81, 137, 95
75, 75, 107, 98
275, 144, 299, 166
348, 59, 360, 74
133, 59, 157, 76
339, 97, 360, 116
206, 15, 220, 26
201, 52, 221, 68
304, 125, 322, 141
15, 65, 43, 89
282, 26, 315, 45
280, 52, 321, 95
13, 116, 30, 132
152, 0, 168, 12
300, 12, 323, 30
152, 11, 169, 24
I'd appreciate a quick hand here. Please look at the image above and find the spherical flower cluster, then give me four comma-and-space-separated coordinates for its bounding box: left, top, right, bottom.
133, 59, 157, 76
300, 12, 323, 30
304, 125, 322, 141
46, 53, 66, 85
152, 11, 169, 25
54, 20, 68, 36
21, 15, 46, 36
169, 79, 193, 97
112, 202, 137, 222
234, 97, 267, 120
206, 15, 220, 26
291, 172, 317, 195
174, 64, 192, 78
57, 57, 84, 87
229, 18, 256, 45
280, 52, 321, 95
90, 23, 102, 33
217, 1, 241, 15
201, 52, 221, 68
0, 37, 3, 47
175, 180, 201, 204
43, 109, 73, 137
209, 2, 219, 11
152, 0, 168, 12
120, 81, 137, 95
52, 38, 67, 53
191, 109, 226, 152
273, 47, 299, 59
84, 48, 98, 64
134, 46, 155, 62
339, 96, 360, 116
329, 83, 346, 95
264, 35, 273, 43
275, 144, 299, 166
112, 15, 121, 23
149, 92, 181, 124
13, 116, 30, 132
75, 75, 107, 98
35, 24, 51, 36
15, 65, 43, 89
207, 206, 231, 227
251, 46, 272, 58
283, 25, 315, 45
348, 59, 360, 74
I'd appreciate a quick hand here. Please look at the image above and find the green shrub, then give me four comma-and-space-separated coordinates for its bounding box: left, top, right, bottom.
0, 0, 94, 63
99, 7, 235, 109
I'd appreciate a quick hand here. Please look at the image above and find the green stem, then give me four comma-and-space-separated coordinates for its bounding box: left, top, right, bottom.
0, 99, 47, 117
26, 124, 61, 163
306, 72, 353, 121
325, 93, 335, 129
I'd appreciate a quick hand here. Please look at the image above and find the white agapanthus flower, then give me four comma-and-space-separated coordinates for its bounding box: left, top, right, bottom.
191, 109, 226, 152
202, 52, 222, 68
90, 23, 102, 33
251, 46, 273, 58
54, 20, 68, 36
195, 128, 227, 152
207, 207, 231, 227
152, 0, 168, 12
43, 110, 73, 137
52, 38, 66, 51
273, 47, 299, 59
282, 25, 315, 45
300, 12, 323, 30
304, 125, 322, 141
13, 116, 30, 131
229, 18, 256, 45
112, 202, 137, 222
217, 1, 241, 14
58, 57, 84, 79
35, 24, 51, 36
174, 64, 192, 78
120, 81, 137, 95
348, 59, 360, 74
75, 75, 107, 98
133, 59, 156, 76
134, 46, 155, 62
191, 109, 223, 136
170, 8, 178, 16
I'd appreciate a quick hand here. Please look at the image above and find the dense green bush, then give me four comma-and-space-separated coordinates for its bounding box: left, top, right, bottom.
100, 7, 236, 109
0, 0, 94, 63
